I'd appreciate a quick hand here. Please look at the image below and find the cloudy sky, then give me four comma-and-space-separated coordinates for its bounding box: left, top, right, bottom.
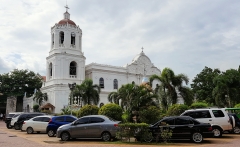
1, 0, 240, 85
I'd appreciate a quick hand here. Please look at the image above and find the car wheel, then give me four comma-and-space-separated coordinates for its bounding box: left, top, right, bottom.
144, 132, 154, 143
6, 123, 12, 129
61, 132, 70, 141
14, 123, 20, 130
47, 130, 55, 137
191, 132, 203, 143
27, 127, 34, 134
233, 127, 240, 134
101, 132, 111, 141
212, 127, 222, 137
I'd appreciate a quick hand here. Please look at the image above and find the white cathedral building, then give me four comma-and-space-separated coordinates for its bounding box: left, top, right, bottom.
24, 6, 169, 113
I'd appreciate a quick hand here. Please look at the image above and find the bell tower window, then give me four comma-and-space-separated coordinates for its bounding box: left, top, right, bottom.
52, 34, 54, 48
59, 31, 64, 45
49, 63, 53, 79
70, 61, 77, 78
71, 32, 75, 46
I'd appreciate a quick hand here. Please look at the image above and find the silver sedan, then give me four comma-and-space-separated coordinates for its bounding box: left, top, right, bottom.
56, 115, 120, 141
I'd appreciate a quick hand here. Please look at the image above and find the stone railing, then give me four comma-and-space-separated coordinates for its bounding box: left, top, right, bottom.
70, 75, 77, 78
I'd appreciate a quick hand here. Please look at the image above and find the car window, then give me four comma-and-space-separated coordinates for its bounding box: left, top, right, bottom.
212, 110, 225, 117
42, 117, 51, 122
159, 118, 174, 126
90, 117, 104, 123
13, 114, 21, 118
175, 117, 190, 125
55, 117, 65, 122
66, 117, 76, 122
184, 111, 211, 119
33, 117, 43, 121
75, 117, 89, 124
8, 114, 16, 117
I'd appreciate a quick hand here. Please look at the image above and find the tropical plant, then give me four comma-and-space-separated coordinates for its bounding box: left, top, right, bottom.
190, 102, 208, 109
98, 103, 123, 121
138, 106, 162, 124
77, 105, 99, 117
72, 79, 101, 106
150, 67, 190, 111
33, 104, 39, 112
166, 104, 189, 116
33, 91, 48, 106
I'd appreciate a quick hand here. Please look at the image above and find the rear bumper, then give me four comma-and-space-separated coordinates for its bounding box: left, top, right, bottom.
203, 132, 214, 138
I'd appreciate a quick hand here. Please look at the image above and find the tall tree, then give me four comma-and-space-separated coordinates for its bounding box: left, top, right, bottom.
150, 67, 190, 111
191, 66, 221, 105
0, 69, 43, 111
72, 79, 101, 105
213, 69, 240, 107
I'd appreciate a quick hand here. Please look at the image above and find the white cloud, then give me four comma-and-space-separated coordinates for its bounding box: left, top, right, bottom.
1, 0, 240, 85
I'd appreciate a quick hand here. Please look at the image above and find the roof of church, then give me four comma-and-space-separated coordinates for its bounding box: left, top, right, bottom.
132, 51, 151, 63
58, 18, 76, 26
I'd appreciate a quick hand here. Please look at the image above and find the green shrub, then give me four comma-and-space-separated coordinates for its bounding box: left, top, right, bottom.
138, 106, 162, 124
190, 102, 208, 109
167, 104, 189, 116
234, 103, 240, 108
41, 110, 51, 114
33, 104, 39, 112
77, 105, 99, 117
98, 103, 123, 121
121, 111, 131, 123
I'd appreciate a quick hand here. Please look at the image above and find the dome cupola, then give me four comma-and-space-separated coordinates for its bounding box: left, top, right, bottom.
58, 5, 76, 26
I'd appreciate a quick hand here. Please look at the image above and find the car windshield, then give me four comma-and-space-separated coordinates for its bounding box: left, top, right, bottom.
7, 114, 16, 117
12, 114, 21, 118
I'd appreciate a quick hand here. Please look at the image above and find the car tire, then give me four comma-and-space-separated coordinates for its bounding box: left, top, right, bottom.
101, 132, 111, 141
61, 132, 70, 141
27, 127, 34, 134
233, 126, 240, 134
47, 130, 55, 137
14, 123, 20, 130
6, 123, 12, 129
212, 127, 222, 137
191, 132, 203, 143
144, 132, 154, 143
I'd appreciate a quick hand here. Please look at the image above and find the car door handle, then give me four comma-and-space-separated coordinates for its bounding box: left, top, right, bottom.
209, 119, 212, 121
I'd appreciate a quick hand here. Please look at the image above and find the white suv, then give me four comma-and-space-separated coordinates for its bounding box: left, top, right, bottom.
180, 108, 232, 137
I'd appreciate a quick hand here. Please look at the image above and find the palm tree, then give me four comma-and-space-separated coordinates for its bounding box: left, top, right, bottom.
72, 79, 101, 106
150, 67, 189, 111
33, 91, 48, 105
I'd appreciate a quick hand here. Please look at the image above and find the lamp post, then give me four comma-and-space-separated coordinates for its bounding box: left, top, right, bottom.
68, 83, 76, 115
79, 89, 85, 108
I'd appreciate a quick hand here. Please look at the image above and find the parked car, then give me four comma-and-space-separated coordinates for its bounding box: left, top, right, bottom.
14, 112, 45, 130
5, 112, 23, 129
228, 113, 240, 134
46, 115, 77, 137
135, 116, 213, 143
22, 115, 53, 134
180, 108, 232, 137
56, 115, 120, 141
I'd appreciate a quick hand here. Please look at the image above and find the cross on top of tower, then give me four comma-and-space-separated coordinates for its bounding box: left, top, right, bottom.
141, 47, 144, 52
65, 4, 69, 12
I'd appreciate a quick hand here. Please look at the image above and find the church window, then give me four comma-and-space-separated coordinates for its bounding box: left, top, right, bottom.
70, 61, 77, 76
99, 78, 104, 88
71, 32, 75, 45
49, 63, 53, 77
59, 31, 64, 44
52, 33, 54, 47
113, 79, 118, 89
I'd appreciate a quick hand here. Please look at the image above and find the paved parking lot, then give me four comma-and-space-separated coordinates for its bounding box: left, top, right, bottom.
1, 121, 240, 147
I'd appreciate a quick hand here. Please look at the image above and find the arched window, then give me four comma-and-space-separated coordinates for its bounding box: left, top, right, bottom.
49, 63, 52, 77
69, 61, 77, 76
99, 77, 104, 88
59, 31, 64, 44
71, 32, 75, 45
113, 79, 118, 89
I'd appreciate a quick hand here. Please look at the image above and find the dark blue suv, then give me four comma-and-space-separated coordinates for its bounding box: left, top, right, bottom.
46, 115, 77, 137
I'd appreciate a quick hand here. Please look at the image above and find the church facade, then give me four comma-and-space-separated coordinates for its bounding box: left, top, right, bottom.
36, 7, 161, 113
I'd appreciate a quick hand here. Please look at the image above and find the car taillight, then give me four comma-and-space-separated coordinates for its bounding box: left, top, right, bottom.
208, 126, 212, 131
23, 121, 26, 124
49, 119, 52, 124
114, 124, 118, 127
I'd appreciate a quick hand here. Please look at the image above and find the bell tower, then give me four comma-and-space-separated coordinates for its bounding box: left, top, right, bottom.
41, 5, 86, 113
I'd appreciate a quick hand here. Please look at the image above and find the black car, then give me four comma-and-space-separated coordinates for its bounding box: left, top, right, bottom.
228, 113, 240, 134
14, 112, 45, 130
135, 116, 214, 143
5, 112, 22, 129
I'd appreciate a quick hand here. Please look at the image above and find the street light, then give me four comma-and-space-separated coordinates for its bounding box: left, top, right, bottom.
68, 83, 76, 115
79, 89, 85, 108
